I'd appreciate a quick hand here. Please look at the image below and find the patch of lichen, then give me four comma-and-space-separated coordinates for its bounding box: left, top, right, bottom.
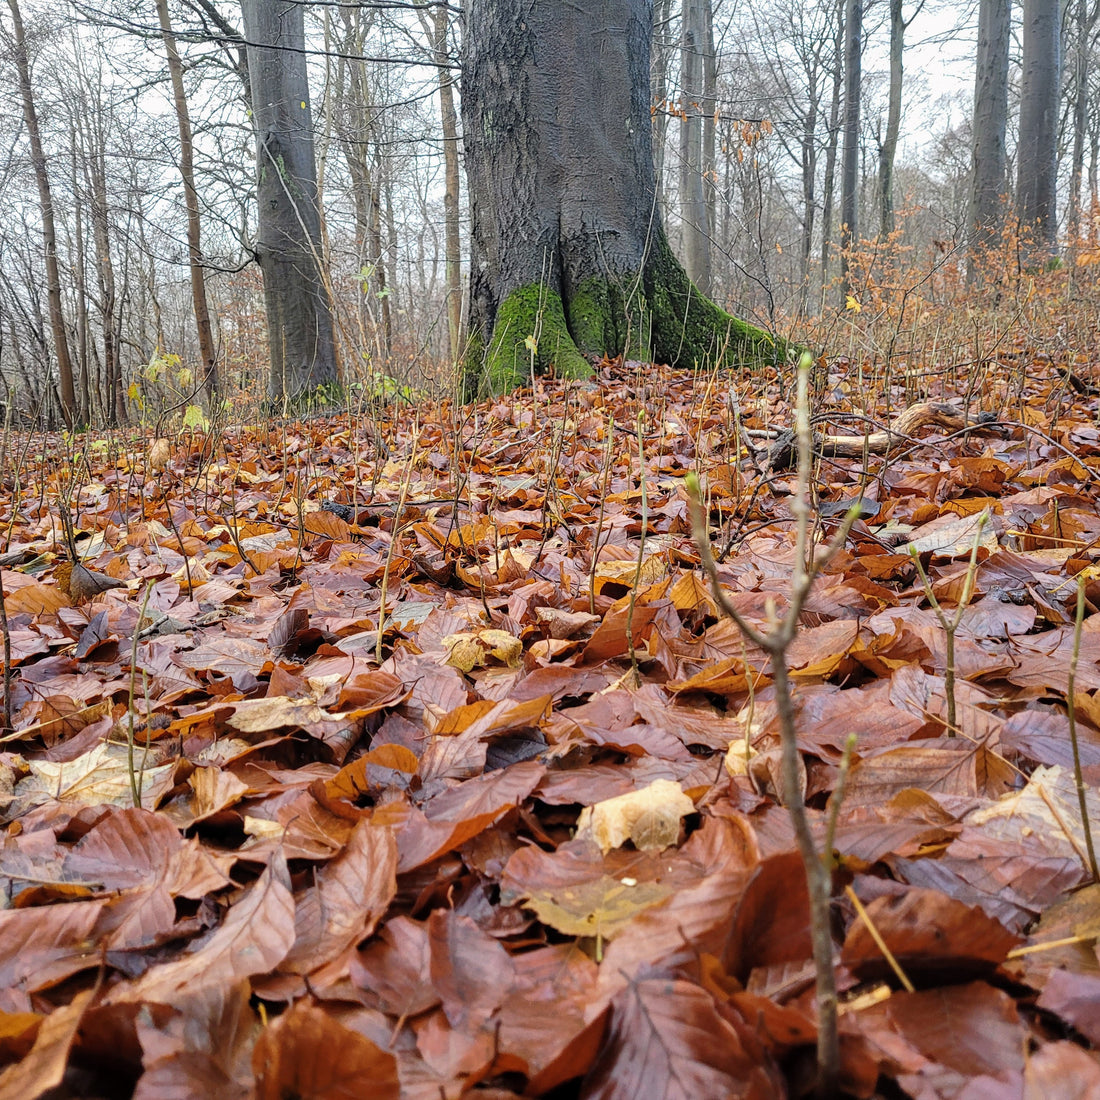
644, 231, 786, 369
484, 285, 593, 390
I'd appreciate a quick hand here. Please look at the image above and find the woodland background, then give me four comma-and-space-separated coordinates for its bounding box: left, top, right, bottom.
0, 0, 1093, 420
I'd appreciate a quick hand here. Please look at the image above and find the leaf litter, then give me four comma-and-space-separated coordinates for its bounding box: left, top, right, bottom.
2, 357, 1100, 1095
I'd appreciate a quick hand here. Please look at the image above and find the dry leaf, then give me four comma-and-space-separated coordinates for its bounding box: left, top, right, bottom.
576, 779, 695, 853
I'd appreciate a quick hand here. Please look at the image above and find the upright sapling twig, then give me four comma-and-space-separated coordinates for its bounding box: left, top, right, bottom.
907, 511, 987, 737
687, 352, 863, 1098
1067, 574, 1099, 881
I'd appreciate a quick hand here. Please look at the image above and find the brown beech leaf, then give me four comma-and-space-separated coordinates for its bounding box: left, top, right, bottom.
383, 758, 544, 872
0, 899, 108, 995
853, 981, 1025, 1095
842, 886, 1020, 983
428, 910, 515, 1033
111, 851, 295, 1004
351, 916, 440, 1018
842, 740, 1015, 808
722, 851, 812, 984
1024, 1041, 1100, 1097
583, 976, 782, 1100
280, 819, 397, 976
62, 807, 183, 890
253, 1000, 399, 1100
0, 989, 93, 1100
59, 561, 128, 602
501, 838, 674, 941
1036, 969, 1100, 1044
498, 944, 605, 1092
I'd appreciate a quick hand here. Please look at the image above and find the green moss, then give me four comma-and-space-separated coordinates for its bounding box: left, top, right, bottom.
566, 276, 651, 361
464, 238, 789, 397
485, 284, 593, 390
644, 231, 786, 369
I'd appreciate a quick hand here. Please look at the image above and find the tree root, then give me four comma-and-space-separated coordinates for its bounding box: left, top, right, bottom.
751, 401, 967, 471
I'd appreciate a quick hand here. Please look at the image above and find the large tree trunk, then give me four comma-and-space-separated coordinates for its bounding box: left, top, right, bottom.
240, 0, 337, 404
462, 0, 780, 394
1016, 0, 1060, 261
7, 0, 77, 426
968, 0, 1010, 269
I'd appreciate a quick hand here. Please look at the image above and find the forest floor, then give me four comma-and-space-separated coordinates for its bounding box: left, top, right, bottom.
2, 346, 1100, 1098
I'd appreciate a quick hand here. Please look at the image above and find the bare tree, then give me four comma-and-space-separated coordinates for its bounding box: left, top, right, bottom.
839, 0, 862, 299
679, 0, 715, 294
1066, 0, 1100, 255
5, 0, 77, 424
877, 0, 924, 237
240, 0, 337, 403
968, 0, 1011, 267
1016, 0, 1060, 260
156, 0, 219, 399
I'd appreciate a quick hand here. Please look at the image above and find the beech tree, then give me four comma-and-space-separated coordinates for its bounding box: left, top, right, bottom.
838, 0, 861, 299
1016, 0, 1060, 259
240, 0, 337, 403
968, 0, 1010, 263
461, 0, 781, 393
6, 0, 77, 425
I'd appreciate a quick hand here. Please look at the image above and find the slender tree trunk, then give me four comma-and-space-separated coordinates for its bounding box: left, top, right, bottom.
878, 0, 909, 237
156, 0, 219, 399
839, 0, 862, 300
428, 5, 463, 364
1016, 0, 1061, 261
701, 0, 716, 285
818, 0, 844, 307
679, 0, 712, 294
968, 0, 1010, 270
68, 125, 91, 425
240, 0, 337, 403
1066, 0, 1098, 258
87, 137, 121, 425
7, 0, 77, 425
800, 92, 819, 313
651, 0, 674, 214
372, 144, 393, 361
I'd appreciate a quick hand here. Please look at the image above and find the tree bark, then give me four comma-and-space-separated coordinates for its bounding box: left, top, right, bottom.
156, 0, 219, 400
1016, 0, 1060, 261
462, 0, 780, 394
878, 0, 921, 238
818, 0, 844, 307
429, 4, 463, 365
1066, 0, 1098, 257
7, 0, 77, 425
679, 0, 713, 294
968, 0, 1010, 267
839, 0, 862, 300
240, 0, 337, 404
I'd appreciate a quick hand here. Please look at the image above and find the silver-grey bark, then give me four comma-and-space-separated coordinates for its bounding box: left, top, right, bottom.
839, 0, 861, 298
1016, 0, 1060, 258
679, 0, 714, 294
240, 0, 337, 403
968, 0, 1010, 261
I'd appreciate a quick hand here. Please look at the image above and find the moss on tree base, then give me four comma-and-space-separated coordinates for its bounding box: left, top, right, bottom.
468, 233, 787, 395
485, 285, 592, 391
